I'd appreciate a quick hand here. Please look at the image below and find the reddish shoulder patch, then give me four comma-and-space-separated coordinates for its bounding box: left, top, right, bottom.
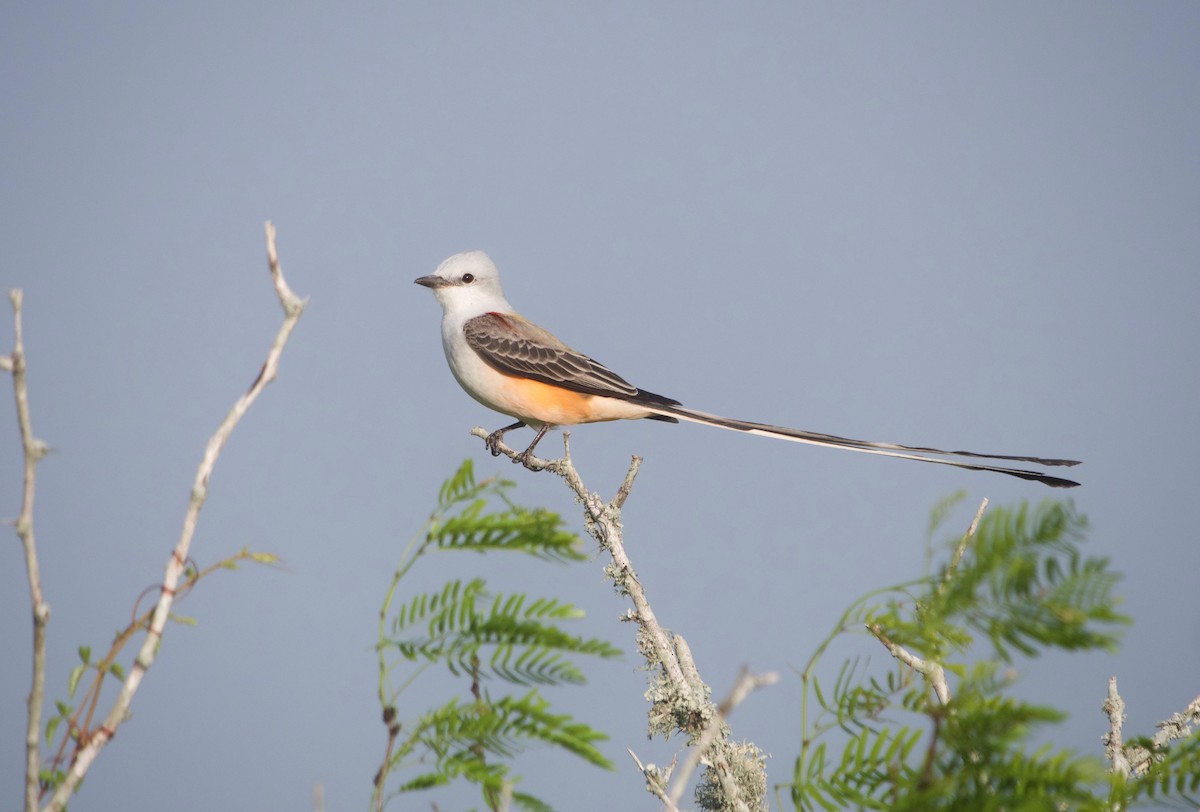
486, 311, 513, 328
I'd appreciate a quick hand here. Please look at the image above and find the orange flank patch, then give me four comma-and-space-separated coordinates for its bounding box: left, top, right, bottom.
492, 373, 648, 426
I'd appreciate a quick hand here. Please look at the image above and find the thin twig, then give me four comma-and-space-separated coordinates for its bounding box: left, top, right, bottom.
866, 498, 987, 713
868, 624, 951, 704
7, 289, 52, 812
43, 222, 305, 812
943, 497, 987, 587
628, 749, 680, 812
373, 706, 401, 812
612, 456, 643, 510
44, 550, 276, 783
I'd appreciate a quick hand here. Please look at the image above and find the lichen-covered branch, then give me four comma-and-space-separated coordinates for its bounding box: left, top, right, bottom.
1102, 676, 1130, 777
667, 669, 778, 811
1147, 691, 1200, 751
471, 429, 772, 811
1105, 677, 1200, 778
42, 222, 306, 812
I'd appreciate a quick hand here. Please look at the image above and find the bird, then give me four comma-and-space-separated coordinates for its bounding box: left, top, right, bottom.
415, 251, 1080, 488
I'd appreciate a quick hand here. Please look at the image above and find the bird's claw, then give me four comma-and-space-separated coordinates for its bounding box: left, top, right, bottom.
484, 432, 505, 456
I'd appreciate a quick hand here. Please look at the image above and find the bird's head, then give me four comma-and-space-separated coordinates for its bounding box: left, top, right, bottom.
415, 250, 511, 317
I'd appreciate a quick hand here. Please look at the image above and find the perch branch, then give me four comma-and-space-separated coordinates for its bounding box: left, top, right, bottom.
471, 429, 772, 810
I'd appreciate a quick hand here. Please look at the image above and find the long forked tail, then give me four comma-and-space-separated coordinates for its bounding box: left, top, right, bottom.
646, 404, 1081, 488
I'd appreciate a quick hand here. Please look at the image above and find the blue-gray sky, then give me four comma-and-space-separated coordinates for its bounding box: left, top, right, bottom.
3, 4, 1198, 810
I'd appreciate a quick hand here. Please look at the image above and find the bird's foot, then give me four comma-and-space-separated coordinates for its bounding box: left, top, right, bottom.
484, 430, 506, 456
484, 421, 526, 457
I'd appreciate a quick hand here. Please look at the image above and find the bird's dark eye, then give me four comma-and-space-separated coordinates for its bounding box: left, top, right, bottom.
461, 273, 475, 284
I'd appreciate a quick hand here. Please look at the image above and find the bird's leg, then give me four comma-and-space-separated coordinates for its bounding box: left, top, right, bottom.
512, 425, 551, 467
485, 421, 526, 456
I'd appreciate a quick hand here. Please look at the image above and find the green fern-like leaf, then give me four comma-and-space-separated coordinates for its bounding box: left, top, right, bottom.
429, 503, 585, 562
388, 581, 620, 686
493, 691, 613, 768
824, 724, 923, 809
877, 501, 1128, 665
438, 459, 478, 506
391, 771, 452, 793
408, 692, 611, 771
377, 462, 620, 811
791, 498, 1152, 812
511, 790, 555, 812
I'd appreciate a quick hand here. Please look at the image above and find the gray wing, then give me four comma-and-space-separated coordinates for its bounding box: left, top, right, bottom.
462, 312, 680, 406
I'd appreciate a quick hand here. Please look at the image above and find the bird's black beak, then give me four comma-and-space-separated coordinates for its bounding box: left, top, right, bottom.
414, 275, 449, 289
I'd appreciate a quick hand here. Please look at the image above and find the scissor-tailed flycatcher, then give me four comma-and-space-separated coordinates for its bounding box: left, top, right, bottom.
416, 251, 1080, 488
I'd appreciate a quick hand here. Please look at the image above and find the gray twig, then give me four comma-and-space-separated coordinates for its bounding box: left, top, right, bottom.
868, 624, 951, 705
7, 289, 52, 812
43, 222, 305, 811
869, 497, 987, 709
627, 749, 679, 812
944, 497, 988, 585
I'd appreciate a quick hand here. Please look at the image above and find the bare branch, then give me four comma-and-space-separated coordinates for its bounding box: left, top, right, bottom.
43, 222, 306, 811
944, 497, 987, 585
627, 749, 680, 812
41, 550, 277, 788
611, 455, 643, 510
868, 624, 951, 705
860, 498, 987, 718
8, 288, 52, 812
